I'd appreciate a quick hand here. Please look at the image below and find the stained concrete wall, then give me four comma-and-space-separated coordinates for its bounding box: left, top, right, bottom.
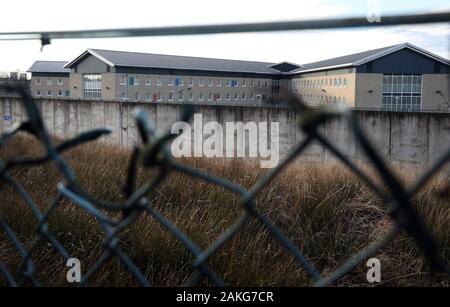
1, 97, 449, 167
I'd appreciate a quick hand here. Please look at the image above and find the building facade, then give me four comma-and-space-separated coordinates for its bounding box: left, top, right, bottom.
63, 49, 288, 104
289, 43, 449, 112
28, 43, 449, 112
28, 61, 70, 98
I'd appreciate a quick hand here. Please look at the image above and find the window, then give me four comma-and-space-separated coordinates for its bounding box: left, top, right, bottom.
135, 93, 139, 101
242, 93, 246, 100
227, 80, 239, 87
146, 77, 151, 85
129, 76, 139, 86
250, 93, 254, 100
83, 74, 102, 100
175, 77, 183, 86
242, 80, 247, 87
57, 79, 63, 85
36, 90, 41, 96
344, 78, 349, 87
36, 78, 41, 85
47, 90, 52, 96
157, 77, 162, 86
250, 80, 255, 87
258, 81, 261, 88
234, 93, 238, 100
208, 93, 212, 101
189, 78, 194, 86
58, 90, 63, 96
120, 75, 126, 85
189, 92, 193, 101
264, 81, 268, 88
47, 78, 52, 85
199, 93, 204, 101
226, 93, 230, 100
215, 93, 221, 101
146, 92, 151, 101
157, 92, 162, 101
169, 78, 174, 86
217, 79, 222, 87
168, 91, 174, 101
208, 79, 213, 87
272, 80, 280, 93
178, 91, 183, 101
382, 74, 422, 112
65, 91, 70, 97
199, 79, 204, 86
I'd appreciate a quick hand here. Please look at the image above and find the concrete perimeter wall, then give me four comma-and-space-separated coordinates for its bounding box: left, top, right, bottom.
1, 97, 449, 167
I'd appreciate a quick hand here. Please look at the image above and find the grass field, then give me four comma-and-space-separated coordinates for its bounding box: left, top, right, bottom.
0, 135, 449, 286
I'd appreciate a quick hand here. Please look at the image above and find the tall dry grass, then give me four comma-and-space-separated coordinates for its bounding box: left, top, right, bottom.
0, 135, 449, 286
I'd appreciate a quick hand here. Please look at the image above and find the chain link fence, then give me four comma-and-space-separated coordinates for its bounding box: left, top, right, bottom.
0, 11, 449, 286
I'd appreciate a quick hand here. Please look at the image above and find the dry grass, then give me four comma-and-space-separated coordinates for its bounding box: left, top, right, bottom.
0, 134, 449, 287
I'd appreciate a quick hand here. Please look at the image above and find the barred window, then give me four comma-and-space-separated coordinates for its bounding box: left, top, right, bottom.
83, 74, 102, 100
382, 74, 422, 112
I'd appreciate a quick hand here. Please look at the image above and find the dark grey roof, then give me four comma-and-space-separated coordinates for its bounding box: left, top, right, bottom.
28, 61, 70, 74
290, 43, 449, 74
290, 44, 401, 74
67, 49, 282, 74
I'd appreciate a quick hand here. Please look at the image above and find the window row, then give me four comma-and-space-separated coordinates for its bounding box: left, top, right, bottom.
300, 94, 347, 105
382, 94, 421, 112
119, 75, 271, 88
121, 91, 269, 102
293, 77, 349, 89
36, 90, 70, 97
382, 74, 422, 94
35, 78, 65, 85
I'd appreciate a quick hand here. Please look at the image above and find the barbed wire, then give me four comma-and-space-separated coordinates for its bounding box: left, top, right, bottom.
0, 82, 448, 287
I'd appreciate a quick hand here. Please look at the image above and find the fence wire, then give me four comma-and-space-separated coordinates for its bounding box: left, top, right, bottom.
0, 11, 449, 287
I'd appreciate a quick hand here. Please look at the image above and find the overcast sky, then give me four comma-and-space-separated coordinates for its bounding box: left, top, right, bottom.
0, 0, 449, 72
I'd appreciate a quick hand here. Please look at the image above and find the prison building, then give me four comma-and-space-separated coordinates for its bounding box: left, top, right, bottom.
290, 43, 449, 112
28, 43, 449, 111
28, 61, 70, 98
62, 49, 292, 103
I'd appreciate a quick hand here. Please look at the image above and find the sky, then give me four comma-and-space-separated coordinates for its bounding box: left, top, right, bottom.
0, 0, 449, 73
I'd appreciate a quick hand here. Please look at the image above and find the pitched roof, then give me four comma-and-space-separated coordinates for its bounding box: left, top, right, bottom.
28, 61, 70, 74
65, 49, 283, 75
290, 43, 449, 74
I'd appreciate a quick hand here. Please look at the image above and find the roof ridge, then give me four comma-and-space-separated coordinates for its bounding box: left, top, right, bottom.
299, 43, 404, 66
89, 48, 276, 65
33, 60, 68, 63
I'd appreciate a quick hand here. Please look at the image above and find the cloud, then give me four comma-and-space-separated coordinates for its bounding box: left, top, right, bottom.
0, 0, 448, 71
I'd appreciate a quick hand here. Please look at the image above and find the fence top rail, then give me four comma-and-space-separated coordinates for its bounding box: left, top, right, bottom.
0, 12, 448, 42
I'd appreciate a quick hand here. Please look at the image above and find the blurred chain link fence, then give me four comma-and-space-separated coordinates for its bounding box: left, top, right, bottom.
0, 12, 449, 286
